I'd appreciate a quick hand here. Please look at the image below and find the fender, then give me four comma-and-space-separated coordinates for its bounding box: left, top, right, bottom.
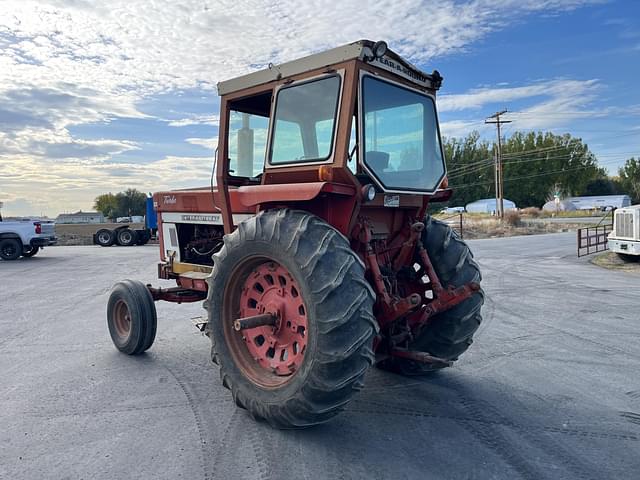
236, 181, 355, 208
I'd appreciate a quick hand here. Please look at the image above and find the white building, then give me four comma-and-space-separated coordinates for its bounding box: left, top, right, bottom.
566, 195, 631, 211
56, 211, 105, 224
465, 198, 517, 214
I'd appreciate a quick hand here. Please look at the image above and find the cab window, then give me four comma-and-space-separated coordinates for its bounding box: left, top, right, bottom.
228, 91, 271, 178
269, 75, 341, 164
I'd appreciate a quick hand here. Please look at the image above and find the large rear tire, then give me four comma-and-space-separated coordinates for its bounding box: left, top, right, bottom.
384, 216, 484, 375
206, 209, 377, 429
107, 280, 157, 354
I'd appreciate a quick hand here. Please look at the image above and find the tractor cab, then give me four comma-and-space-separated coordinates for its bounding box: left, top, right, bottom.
214, 40, 449, 235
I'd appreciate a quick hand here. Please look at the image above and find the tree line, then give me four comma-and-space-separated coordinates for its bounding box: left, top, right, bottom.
444, 130, 639, 208
94, 189, 148, 220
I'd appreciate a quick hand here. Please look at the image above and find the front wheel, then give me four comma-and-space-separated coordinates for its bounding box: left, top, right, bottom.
107, 280, 157, 354
206, 209, 377, 428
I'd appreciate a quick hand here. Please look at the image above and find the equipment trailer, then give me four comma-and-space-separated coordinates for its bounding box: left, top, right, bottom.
107, 40, 484, 428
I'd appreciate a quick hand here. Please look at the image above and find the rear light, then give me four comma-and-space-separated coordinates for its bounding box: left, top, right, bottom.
34, 222, 42, 234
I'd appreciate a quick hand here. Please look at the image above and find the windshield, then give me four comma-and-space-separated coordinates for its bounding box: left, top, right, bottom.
361, 75, 445, 192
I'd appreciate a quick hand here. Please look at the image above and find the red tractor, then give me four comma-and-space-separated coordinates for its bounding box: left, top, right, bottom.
107, 40, 484, 428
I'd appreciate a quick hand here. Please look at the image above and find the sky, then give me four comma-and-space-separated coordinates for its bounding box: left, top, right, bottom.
0, 0, 638, 217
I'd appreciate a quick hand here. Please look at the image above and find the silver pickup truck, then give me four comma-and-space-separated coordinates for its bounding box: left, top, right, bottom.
0, 219, 57, 260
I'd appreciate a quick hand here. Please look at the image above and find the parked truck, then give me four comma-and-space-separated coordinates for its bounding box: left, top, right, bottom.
0, 219, 57, 260
608, 204, 640, 261
106, 40, 484, 428
93, 197, 157, 247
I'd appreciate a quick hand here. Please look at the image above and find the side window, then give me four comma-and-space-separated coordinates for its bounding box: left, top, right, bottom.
270, 75, 341, 164
228, 110, 269, 177
271, 120, 304, 162
315, 119, 334, 158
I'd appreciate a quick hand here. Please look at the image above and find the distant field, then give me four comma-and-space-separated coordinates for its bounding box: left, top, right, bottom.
55, 222, 144, 246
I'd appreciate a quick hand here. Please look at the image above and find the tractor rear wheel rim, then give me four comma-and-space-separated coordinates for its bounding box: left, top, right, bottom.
113, 299, 132, 339
225, 259, 308, 388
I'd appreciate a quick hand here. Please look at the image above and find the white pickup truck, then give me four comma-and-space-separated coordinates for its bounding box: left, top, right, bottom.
0, 219, 57, 260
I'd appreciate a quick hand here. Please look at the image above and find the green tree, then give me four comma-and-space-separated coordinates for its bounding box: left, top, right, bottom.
442, 130, 604, 209
618, 157, 640, 203
115, 188, 147, 217
500, 131, 601, 207
584, 178, 622, 196
443, 131, 493, 207
94, 193, 118, 219
94, 189, 147, 219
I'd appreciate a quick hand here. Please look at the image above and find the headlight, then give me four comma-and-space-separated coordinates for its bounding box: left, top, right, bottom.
362, 184, 376, 202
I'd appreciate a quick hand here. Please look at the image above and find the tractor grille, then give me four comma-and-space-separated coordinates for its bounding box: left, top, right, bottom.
615, 212, 634, 239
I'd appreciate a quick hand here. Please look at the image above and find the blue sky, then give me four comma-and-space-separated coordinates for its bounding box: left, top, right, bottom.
0, 0, 638, 217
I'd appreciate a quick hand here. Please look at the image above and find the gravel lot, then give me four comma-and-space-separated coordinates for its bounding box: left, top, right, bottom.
1, 233, 639, 480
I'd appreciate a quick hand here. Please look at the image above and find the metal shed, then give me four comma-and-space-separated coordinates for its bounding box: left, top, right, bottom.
465, 198, 517, 214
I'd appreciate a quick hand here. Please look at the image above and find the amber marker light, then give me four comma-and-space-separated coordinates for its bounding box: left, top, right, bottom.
318, 165, 333, 182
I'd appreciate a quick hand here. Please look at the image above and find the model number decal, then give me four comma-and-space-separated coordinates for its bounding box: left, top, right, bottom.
384, 195, 400, 207
181, 214, 222, 222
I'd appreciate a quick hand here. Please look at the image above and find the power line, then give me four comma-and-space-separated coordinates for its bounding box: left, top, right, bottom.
451, 157, 624, 190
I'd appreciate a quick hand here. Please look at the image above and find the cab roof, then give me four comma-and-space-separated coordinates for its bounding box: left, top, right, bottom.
217, 39, 442, 96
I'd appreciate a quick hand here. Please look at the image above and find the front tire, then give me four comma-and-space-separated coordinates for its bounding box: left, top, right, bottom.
206, 209, 377, 428
107, 280, 157, 354
0, 238, 22, 260
383, 217, 484, 375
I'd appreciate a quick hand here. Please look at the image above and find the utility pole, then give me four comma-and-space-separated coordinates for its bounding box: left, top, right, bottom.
485, 110, 511, 219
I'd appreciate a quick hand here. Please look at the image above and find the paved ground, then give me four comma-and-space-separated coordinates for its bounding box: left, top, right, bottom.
1, 234, 639, 480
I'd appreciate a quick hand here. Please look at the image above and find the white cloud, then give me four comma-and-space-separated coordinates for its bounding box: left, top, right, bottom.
438, 78, 606, 137
185, 137, 218, 150
168, 115, 220, 127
